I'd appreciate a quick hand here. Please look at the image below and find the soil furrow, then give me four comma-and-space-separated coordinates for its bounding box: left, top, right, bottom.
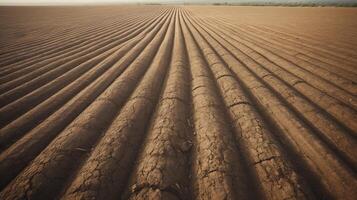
256, 24, 357, 57
0, 6, 355, 200
209, 18, 357, 96
60, 9, 176, 200
0, 12, 154, 78
181, 10, 253, 200
199, 16, 357, 134
123, 12, 192, 200
0, 11, 173, 128
211, 21, 357, 93
0, 9, 161, 66
0, 7, 171, 154
184, 11, 316, 200
242, 24, 357, 65
182, 9, 357, 200
0, 11, 166, 97
0, 8, 174, 200
211, 17, 357, 75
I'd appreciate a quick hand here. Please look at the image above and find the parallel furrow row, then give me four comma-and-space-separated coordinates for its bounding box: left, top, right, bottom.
0, 6, 356, 200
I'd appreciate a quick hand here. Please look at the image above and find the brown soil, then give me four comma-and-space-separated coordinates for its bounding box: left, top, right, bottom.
0, 5, 356, 200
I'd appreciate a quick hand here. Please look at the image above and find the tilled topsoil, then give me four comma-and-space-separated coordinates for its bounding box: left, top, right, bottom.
0, 5, 356, 200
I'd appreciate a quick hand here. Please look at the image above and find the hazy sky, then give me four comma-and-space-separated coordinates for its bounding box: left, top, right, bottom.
0, 0, 355, 5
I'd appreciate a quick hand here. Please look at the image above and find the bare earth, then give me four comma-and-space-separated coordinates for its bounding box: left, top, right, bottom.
0, 5, 356, 200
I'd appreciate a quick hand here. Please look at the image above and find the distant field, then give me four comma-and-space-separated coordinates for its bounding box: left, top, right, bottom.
209, 2, 357, 7
0, 6, 356, 200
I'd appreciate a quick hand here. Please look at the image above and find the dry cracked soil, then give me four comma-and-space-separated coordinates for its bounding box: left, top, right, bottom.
0, 5, 356, 200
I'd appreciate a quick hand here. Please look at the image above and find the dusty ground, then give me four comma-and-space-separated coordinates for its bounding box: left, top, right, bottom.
0, 5, 356, 200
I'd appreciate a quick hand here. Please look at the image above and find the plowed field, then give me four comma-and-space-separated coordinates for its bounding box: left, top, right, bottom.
0, 5, 356, 200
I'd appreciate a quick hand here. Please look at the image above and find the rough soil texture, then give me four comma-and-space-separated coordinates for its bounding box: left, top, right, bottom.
0, 5, 356, 200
